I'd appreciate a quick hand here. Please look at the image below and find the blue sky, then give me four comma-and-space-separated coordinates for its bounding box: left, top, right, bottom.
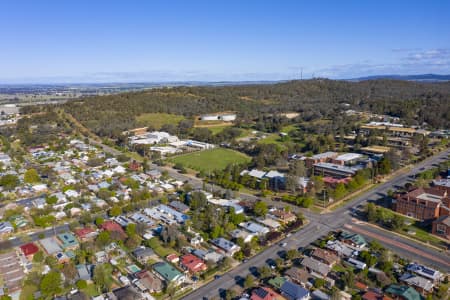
0, 0, 449, 83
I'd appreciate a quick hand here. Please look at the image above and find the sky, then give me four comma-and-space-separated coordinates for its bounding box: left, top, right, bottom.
0, 0, 449, 83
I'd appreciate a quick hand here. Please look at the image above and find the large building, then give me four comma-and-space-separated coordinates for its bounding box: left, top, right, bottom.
393, 187, 449, 221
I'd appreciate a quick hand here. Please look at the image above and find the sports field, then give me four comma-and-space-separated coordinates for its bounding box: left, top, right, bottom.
169, 148, 251, 172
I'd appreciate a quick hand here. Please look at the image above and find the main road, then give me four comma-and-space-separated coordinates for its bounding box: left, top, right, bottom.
182, 148, 449, 300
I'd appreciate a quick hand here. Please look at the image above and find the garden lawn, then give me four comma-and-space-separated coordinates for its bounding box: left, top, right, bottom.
136, 113, 185, 129
169, 148, 251, 172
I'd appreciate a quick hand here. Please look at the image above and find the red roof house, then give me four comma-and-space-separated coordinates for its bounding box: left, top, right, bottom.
251, 287, 285, 300
74, 227, 98, 241
100, 220, 127, 240
362, 291, 392, 300
180, 254, 207, 273
20, 242, 39, 258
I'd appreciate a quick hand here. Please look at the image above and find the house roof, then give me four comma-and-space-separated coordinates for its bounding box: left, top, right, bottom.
169, 200, 189, 212
385, 285, 424, 300
20, 243, 39, 256
311, 248, 339, 265
268, 277, 287, 289
132, 247, 155, 259
301, 257, 331, 276
57, 232, 79, 248
362, 291, 392, 300
153, 262, 183, 282
399, 273, 434, 292
340, 231, 366, 247
112, 286, 143, 300
180, 254, 206, 273
280, 281, 309, 300
135, 270, 163, 292
251, 287, 285, 300
74, 227, 97, 239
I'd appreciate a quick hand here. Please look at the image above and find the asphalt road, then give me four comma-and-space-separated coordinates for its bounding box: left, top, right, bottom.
183, 149, 449, 300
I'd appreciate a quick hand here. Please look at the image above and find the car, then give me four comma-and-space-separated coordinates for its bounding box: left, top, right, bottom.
243, 259, 248, 263
286, 233, 292, 237
214, 275, 221, 280
280, 242, 287, 247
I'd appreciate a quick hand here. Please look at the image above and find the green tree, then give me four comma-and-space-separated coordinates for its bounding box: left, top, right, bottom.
253, 201, 268, 217
244, 274, 255, 288
0, 174, 19, 191
366, 203, 377, 222
313, 278, 326, 288
333, 183, 347, 199
109, 205, 122, 217
33, 250, 44, 263
76, 280, 88, 289
40, 271, 62, 297
93, 264, 113, 292
95, 217, 104, 226
126, 223, 136, 236
24, 168, 40, 184
96, 231, 111, 247
46, 195, 58, 205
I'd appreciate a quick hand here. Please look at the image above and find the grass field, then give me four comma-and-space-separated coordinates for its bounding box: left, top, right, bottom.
136, 113, 185, 129
169, 148, 251, 172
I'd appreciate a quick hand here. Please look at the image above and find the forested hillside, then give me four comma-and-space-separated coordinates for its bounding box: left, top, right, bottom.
23, 79, 450, 138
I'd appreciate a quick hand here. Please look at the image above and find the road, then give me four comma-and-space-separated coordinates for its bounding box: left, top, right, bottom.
183, 148, 449, 300
0, 224, 70, 249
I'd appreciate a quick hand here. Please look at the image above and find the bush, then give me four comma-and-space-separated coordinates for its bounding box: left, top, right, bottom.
76, 280, 87, 289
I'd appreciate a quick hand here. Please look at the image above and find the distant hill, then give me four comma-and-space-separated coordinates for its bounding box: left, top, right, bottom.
20, 78, 450, 138
350, 74, 450, 82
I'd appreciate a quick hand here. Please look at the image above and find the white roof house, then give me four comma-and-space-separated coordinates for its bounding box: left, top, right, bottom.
239, 221, 270, 236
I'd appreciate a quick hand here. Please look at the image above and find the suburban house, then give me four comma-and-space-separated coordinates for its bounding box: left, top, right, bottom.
362, 291, 393, 300
339, 231, 367, 249
310, 248, 339, 266
0, 221, 13, 235
406, 263, 442, 283
74, 227, 98, 242
399, 273, 434, 295
56, 232, 79, 250
210, 237, 241, 256
132, 246, 155, 264
169, 200, 190, 213
385, 284, 424, 300
239, 221, 270, 236
250, 287, 285, 300
432, 215, 450, 240
40, 237, 63, 255
152, 262, 185, 285
285, 267, 313, 288
393, 187, 449, 221
134, 270, 163, 293
231, 228, 256, 243
100, 220, 127, 240
180, 254, 207, 274
279, 281, 310, 300
19, 243, 39, 260
269, 209, 297, 224
300, 256, 331, 277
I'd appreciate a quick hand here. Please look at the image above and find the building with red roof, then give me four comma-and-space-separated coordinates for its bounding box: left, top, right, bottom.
74, 227, 98, 242
20, 242, 39, 259
100, 220, 127, 240
251, 287, 285, 300
180, 254, 207, 273
362, 291, 392, 300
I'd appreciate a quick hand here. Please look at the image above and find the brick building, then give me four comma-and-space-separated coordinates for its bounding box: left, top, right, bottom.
393, 187, 449, 221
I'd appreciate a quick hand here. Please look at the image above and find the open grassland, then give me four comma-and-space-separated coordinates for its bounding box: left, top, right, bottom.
169, 148, 251, 172
136, 113, 185, 129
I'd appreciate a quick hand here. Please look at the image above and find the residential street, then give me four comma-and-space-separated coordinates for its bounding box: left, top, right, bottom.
182, 148, 450, 300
